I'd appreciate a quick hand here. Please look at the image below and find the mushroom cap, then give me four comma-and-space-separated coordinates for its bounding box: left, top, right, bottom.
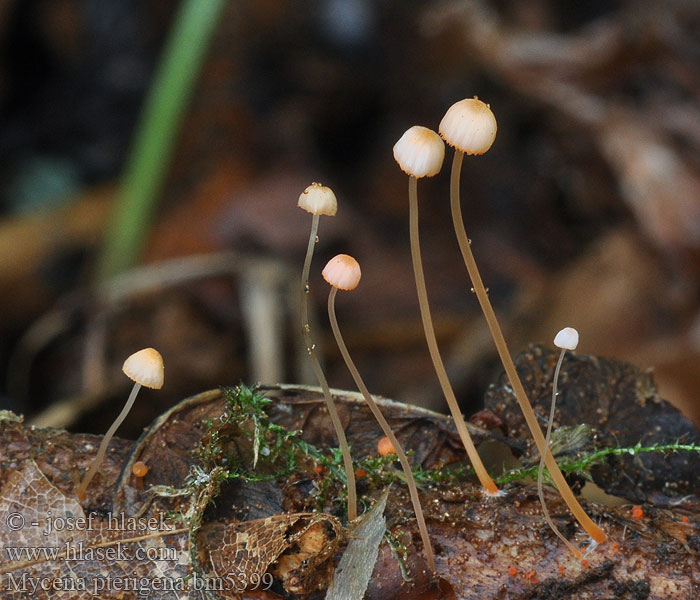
553, 327, 579, 350
322, 254, 361, 291
297, 182, 338, 216
439, 98, 497, 155
122, 347, 164, 389
377, 436, 396, 456
393, 125, 445, 178
132, 461, 150, 477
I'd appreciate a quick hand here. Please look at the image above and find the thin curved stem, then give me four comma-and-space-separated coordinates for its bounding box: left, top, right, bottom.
449, 150, 605, 551
77, 383, 142, 501
300, 214, 320, 336
408, 176, 499, 495
537, 349, 581, 557
300, 216, 357, 521
328, 287, 435, 571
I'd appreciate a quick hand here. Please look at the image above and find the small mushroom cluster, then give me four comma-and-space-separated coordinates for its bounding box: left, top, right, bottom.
297, 98, 606, 574
297, 190, 436, 569
392, 98, 605, 556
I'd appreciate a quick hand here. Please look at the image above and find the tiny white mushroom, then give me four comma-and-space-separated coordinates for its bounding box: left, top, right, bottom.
538, 328, 588, 557
554, 327, 579, 351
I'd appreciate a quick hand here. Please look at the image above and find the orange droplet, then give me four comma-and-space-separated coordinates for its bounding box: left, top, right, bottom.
682, 515, 689, 523
377, 436, 396, 457
313, 464, 324, 475
580, 559, 590, 569
631, 505, 644, 520
558, 565, 566, 575
132, 461, 149, 478
525, 571, 538, 584
355, 468, 367, 478
612, 541, 619, 555
508, 567, 517, 576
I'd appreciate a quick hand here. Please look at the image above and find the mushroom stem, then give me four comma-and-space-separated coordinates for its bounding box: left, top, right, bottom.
77, 382, 142, 501
328, 286, 436, 571
300, 213, 320, 328
448, 151, 606, 550
537, 348, 581, 556
300, 216, 357, 521
408, 175, 499, 495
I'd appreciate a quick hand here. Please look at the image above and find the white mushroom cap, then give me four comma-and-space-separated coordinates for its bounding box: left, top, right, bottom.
322, 254, 361, 291
553, 327, 579, 351
439, 98, 497, 155
393, 126, 445, 178
122, 348, 164, 389
297, 182, 338, 216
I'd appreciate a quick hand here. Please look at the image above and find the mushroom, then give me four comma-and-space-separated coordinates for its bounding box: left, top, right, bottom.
297, 184, 357, 521
323, 253, 436, 571
394, 125, 499, 496
131, 460, 150, 490
132, 460, 150, 478
377, 436, 396, 457
537, 327, 584, 558
439, 98, 605, 553
76, 348, 164, 501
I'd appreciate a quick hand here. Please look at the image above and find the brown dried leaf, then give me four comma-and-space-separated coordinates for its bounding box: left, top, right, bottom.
0, 460, 191, 600
195, 513, 341, 599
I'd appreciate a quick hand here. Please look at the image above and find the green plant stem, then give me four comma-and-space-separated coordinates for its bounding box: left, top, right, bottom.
408, 175, 499, 495
77, 383, 141, 500
449, 150, 605, 550
328, 286, 435, 571
499, 442, 700, 486
300, 217, 357, 521
96, 0, 227, 282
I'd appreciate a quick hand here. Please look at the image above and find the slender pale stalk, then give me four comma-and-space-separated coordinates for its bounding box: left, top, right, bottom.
77, 383, 142, 501
537, 348, 580, 556
408, 176, 499, 495
300, 217, 357, 521
449, 150, 606, 551
328, 287, 436, 571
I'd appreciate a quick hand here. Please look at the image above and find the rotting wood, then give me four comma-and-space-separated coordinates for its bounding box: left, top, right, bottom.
1, 350, 698, 599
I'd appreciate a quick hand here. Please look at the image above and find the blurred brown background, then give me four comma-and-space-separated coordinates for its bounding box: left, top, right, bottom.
1, 0, 699, 436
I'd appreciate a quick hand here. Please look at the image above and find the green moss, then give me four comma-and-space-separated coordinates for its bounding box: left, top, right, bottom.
192, 385, 700, 504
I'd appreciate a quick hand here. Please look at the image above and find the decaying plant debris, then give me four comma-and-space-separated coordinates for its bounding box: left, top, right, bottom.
1, 349, 699, 599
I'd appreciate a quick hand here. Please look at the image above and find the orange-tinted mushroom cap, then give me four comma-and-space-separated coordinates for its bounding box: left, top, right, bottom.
393, 125, 445, 178
439, 98, 497, 155
322, 254, 361, 291
122, 348, 164, 389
